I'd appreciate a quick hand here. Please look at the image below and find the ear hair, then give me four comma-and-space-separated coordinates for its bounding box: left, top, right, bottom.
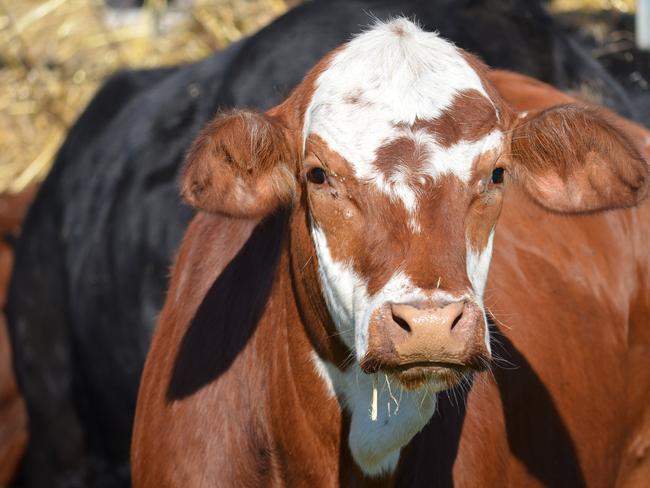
510, 104, 649, 213
181, 110, 298, 218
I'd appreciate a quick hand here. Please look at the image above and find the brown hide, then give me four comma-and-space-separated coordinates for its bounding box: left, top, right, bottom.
132, 210, 394, 486
132, 73, 650, 486
0, 186, 36, 486
397, 72, 650, 487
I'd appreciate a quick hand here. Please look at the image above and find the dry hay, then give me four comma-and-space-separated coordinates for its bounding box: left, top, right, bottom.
0, 0, 290, 194
550, 0, 635, 13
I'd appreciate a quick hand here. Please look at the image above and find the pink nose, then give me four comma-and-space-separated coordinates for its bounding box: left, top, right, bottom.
391, 301, 465, 337
361, 300, 490, 373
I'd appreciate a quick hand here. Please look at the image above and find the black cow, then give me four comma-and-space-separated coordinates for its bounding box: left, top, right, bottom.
557, 9, 650, 120
7, 0, 647, 486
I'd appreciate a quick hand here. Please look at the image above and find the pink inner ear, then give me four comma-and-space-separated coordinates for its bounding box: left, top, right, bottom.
530, 172, 584, 212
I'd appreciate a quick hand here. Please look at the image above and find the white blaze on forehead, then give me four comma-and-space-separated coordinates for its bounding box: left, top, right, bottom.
303, 18, 499, 216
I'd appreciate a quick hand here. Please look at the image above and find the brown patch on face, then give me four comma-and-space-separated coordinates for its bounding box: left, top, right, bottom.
370, 88, 499, 206
305, 136, 404, 293
462, 51, 511, 126
343, 88, 364, 106
373, 136, 429, 183
403, 175, 473, 293
390, 22, 408, 37
411, 89, 497, 148
305, 136, 421, 294
305, 136, 397, 294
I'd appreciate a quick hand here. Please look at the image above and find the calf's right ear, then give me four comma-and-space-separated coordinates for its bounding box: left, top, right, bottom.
181, 110, 298, 218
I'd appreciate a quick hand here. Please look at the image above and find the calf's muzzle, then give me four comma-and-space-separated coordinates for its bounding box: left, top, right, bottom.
361, 299, 490, 379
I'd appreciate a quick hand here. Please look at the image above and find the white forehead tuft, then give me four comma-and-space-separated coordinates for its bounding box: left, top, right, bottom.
303, 18, 489, 138
302, 17, 498, 215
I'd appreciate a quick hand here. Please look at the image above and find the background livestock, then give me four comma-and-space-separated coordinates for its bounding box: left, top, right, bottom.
557, 8, 650, 114
2, 0, 647, 487
0, 187, 35, 486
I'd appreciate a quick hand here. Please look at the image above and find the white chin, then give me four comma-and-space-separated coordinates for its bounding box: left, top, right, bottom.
346, 370, 438, 477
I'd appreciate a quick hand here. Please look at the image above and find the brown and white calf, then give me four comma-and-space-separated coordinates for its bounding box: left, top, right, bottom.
132, 19, 650, 486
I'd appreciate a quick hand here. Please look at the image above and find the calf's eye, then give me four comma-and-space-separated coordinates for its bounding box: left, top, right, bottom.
307, 167, 327, 185
491, 167, 504, 184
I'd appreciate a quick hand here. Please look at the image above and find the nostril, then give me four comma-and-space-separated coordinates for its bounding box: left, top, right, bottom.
450, 311, 463, 331
392, 312, 412, 333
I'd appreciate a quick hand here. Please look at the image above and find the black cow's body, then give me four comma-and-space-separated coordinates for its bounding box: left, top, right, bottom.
8, 1, 649, 486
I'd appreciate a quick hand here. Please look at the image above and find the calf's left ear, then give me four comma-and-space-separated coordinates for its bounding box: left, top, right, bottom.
509, 105, 649, 213
181, 110, 298, 218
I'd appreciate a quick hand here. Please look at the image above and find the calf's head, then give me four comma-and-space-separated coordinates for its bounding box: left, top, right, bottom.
182, 18, 648, 474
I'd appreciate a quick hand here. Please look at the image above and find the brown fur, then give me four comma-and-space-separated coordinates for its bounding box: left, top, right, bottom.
373, 136, 429, 181
181, 110, 298, 217
411, 89, 498, 148
0, 271, 28, 487
510, 105, 648, 212
396, 70, 650, 488
133, 44, 650, 486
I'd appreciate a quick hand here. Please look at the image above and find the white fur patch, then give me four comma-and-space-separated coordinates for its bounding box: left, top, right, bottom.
466, 229, 495, 301
466, 229, 495, 353
310, 350, 336, 398
313, 358, 438, 477
343, 366, 437, 476
303, 18, 498, 218
424, 130, 503, 183
310, 224, 369, 352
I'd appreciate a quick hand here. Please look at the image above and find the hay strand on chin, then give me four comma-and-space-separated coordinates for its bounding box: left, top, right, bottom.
370, 373, 378, 421
550, 0, 634, 12
385, 373, 400, 415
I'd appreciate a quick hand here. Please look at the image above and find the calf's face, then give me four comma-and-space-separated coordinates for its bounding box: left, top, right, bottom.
301, 52, 505, 390
181, 17, 648, 474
